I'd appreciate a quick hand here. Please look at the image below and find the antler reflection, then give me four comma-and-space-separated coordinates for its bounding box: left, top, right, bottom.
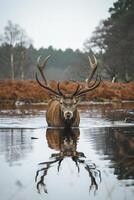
35, 128, 101, 194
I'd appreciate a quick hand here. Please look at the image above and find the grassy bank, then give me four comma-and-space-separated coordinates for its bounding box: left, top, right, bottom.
0, 80, 134, 104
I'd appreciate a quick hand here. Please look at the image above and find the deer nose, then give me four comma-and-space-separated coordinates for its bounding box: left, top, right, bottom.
64, 111, 73, 119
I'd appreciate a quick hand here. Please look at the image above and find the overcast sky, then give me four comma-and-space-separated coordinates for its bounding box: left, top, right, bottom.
0, 0, 116, 50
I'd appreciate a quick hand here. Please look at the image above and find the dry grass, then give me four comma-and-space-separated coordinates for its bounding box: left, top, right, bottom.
0, 80, 134, 102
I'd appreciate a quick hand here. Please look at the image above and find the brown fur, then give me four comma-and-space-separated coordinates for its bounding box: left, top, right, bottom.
46, 128, 80, 151
46, 99, 80, 127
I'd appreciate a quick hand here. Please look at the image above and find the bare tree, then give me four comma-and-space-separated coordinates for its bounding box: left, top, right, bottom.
1, 20, 32, 80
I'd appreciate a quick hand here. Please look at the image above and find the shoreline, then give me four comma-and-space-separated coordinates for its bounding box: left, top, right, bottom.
0, 99, 134, 106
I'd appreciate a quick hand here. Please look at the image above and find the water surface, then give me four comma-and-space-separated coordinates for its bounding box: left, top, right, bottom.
0, 102, 134, 200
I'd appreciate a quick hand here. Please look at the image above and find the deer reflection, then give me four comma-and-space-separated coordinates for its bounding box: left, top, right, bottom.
112, 129, 134, 180
35, 128, 101, 194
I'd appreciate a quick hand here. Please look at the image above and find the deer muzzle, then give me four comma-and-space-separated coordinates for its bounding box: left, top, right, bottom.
64, 111, 73, 120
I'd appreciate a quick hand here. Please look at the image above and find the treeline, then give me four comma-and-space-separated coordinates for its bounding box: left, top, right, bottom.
0, 21, 90, 81
0, 43, 88, 81
84, 0, 134, 82
0, 0, 134, 82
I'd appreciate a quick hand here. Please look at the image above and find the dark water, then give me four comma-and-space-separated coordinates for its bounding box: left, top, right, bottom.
0, 103, 134, 200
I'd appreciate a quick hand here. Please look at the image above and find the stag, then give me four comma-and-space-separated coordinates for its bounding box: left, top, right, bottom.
36, 55, 101, 127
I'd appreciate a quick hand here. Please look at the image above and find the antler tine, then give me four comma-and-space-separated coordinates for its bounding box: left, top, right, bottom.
36, 73, 60, 96
57, 82, 64, 96
36, 55, 64, 96
72, 157, 80, 173
37, 55, 51, 86
75, 55, 101, 97
86, 55, 97, 87
72, 83, 81, 97
87, 74, 99, 88
85, 164, 98, 192
76, 76, 101, 97
57, 158, 63, 172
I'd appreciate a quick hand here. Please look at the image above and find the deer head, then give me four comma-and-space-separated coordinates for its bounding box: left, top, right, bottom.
36, 54, 101, 127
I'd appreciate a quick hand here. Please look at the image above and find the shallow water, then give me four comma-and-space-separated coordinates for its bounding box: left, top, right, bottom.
0, 103, 134, 200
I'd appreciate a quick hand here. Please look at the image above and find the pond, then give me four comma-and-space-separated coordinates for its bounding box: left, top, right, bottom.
0, 102, 134, 200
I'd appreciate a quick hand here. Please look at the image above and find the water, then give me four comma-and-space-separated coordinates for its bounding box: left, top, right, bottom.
0, 103, 134, 200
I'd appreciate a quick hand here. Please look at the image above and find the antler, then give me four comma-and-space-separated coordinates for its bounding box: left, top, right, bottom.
36, 73, 60, 96
75, 55, 101, 97
85, 163, 99, 192
36, 55, 81, 97
35, 158, 62, 193
37, 55, 51, 85
87, 55, 97, 86
36, 54, 101, 97
36, 55, 62, 96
